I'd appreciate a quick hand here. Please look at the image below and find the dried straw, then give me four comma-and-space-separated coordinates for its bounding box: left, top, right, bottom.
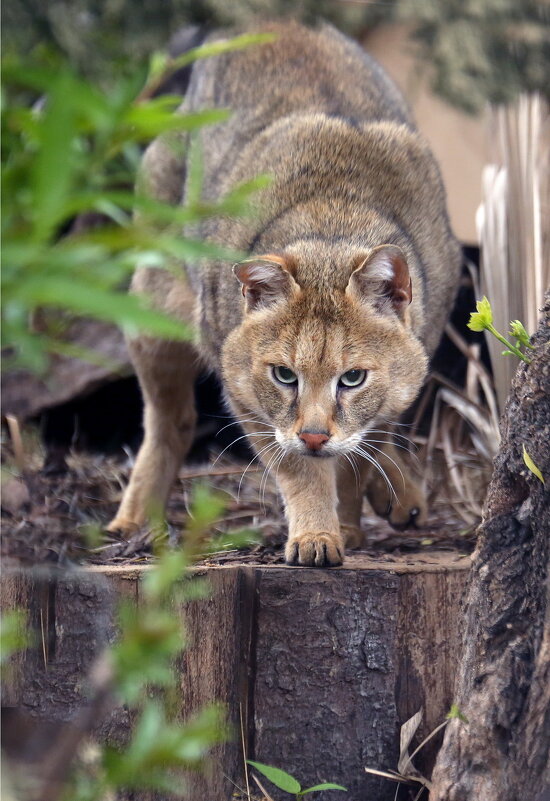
477, 93, 549, 412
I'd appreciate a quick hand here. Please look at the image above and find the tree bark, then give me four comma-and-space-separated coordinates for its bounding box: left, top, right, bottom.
2, 553, 470, 801
431, 295, 550, 801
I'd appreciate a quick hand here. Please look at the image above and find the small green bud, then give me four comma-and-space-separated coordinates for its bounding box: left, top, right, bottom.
467, 296, 493, 332
509, 320, 531, 347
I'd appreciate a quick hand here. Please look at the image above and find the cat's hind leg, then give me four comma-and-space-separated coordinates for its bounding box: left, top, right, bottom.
107, 335, 201, 533
336, 456, 370, 549
363, 438, 427, 529
107, 267, 201, 533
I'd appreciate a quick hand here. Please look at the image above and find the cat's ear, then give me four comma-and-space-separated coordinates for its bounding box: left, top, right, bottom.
233, 254, 299, 311
346, 245, 412, 317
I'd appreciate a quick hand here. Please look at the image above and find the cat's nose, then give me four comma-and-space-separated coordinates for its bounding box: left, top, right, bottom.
298, 430, 330, 451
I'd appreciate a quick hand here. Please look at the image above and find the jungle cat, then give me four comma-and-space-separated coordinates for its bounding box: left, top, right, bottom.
108, 21, 462, 566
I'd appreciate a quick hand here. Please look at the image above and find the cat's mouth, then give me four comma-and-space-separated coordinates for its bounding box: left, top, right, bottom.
301, 449, 334, 459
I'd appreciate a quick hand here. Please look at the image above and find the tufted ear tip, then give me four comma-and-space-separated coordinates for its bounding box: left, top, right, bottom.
233, 253, 299, 311
347, 245, 412, 316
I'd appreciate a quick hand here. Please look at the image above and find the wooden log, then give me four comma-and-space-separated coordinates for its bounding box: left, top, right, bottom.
1, 552, 470, 800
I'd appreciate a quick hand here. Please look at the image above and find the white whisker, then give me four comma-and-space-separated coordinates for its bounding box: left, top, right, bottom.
273, 448, 287, 486
237, 440, 279, 499
341, 451, 360, 492
216, 417, 275, 435
212, 431, 273, 466
381, 418, 414, 429
363, 437, 420, 466
260, 444, 284, 509
352, 445, 397, 502
361, 441, 405, 491
366, 428, 417, 450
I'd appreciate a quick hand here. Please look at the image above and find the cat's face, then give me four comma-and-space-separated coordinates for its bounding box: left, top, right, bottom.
222, 247, 428, 458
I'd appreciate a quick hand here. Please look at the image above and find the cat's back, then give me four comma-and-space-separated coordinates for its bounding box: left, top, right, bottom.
185, 21, 413, 144
141, 21, 461, 365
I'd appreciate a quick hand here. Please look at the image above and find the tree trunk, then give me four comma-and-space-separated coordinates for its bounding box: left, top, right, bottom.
431, 294, 550, 801
2, 553, 470, 801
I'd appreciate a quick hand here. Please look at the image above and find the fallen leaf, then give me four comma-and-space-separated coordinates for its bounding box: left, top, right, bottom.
522, 445, 544, 484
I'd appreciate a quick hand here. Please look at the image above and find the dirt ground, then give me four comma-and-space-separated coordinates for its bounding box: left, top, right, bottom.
1, 438, 477, 569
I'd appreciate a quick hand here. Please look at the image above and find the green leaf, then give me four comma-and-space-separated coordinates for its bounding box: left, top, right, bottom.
168, 33, 277, 72
31, 71, 76, 240
9, 277, 190, 340
446, 703, 469, 723
186, 484, 227, 536
0, 610, 29, 664
247, 760, 302, 794
300, 783, 348, 794
143, 550, 189, 602
467, 296, 493, 332
122, 107, 229, 139
475, 296, 493, 324
522, 445, 545, 484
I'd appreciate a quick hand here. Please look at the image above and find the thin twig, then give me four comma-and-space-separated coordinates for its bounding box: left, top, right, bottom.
240, 702, 252, 801
6, 415, 25, 473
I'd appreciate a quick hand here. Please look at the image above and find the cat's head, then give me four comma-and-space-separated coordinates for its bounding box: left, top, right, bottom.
221, 245, 428, 458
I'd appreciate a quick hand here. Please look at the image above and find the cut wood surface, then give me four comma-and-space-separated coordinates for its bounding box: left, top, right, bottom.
2, 552, 470, 801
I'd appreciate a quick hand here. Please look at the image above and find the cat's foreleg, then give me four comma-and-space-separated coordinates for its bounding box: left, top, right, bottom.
239, 420, 343, 566
275, 456, 344, 567
364, 438, 427, 529
107, 336, 200, 533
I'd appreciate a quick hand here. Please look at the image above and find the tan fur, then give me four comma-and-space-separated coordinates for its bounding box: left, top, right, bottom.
109, 22, 462, 566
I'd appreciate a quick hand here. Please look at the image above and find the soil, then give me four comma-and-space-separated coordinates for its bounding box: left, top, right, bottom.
1, 446, 477, 570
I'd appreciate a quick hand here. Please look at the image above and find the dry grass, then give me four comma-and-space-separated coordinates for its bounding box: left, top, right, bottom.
477, 93, 549, 411
409, 321, 499, 527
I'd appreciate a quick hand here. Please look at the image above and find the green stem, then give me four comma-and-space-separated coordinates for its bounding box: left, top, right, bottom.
487, 324, 531, 363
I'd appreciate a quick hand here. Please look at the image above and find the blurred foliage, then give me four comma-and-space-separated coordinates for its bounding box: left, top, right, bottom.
1, 37, 271, 372
0, 610, 29, 665
1, 0, 378, 83
3, 0, 548, 114
67, 485, 240, 800
397, 0, 550, 113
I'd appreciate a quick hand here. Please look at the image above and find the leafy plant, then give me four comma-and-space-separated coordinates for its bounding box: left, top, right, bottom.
2, 35, 271, 372
0, 610, 29, 664
247, 760, 346, 799
14, 484, 232, 801
467, 296, 534, 364
365, 704, 468, 797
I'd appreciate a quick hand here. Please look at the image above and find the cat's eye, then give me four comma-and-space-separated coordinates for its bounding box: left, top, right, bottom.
273, 365, 298, 385
338, 368, 367, 388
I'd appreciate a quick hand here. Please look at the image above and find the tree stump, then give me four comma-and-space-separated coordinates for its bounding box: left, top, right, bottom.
2, 552, 470, 800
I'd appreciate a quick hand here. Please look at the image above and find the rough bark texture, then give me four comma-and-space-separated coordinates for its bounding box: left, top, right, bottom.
431, 295, 550, 801
2, 553, 469, 801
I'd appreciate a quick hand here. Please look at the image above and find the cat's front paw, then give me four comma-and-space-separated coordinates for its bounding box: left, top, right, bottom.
285, 532, 344, 567
106, 516, 141, 534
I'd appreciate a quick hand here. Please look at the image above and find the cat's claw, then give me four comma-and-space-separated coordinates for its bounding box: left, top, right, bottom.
285, 533, 344, 567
